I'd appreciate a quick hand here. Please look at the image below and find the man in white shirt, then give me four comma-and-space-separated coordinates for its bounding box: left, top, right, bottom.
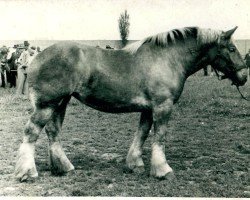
16, 46, 35, 94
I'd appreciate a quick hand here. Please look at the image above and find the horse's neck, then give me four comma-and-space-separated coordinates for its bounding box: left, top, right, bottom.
132, 39, 211, 78
177, 41, 211, 77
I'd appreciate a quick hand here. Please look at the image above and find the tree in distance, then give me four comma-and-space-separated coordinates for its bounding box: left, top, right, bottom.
118, 10, 130, 47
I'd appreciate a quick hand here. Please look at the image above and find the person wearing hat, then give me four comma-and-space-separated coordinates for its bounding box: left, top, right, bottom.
24, 41, 30, 50
30, 46, 37, 56
16, 46, 35, 94
36, 46, 41, 53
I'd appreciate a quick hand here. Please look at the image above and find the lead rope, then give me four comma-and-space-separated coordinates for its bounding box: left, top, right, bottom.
212, 66, 249, 101
236, 86, 249, 101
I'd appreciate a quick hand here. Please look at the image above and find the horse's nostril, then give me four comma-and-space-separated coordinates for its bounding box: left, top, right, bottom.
237, 69, 248, 79
242, 71, 247, 76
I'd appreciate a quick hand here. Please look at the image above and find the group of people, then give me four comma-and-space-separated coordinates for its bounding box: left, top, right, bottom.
0, 41, 41, 94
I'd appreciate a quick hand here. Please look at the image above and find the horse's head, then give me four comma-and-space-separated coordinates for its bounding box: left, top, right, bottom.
208, 27, 248, 86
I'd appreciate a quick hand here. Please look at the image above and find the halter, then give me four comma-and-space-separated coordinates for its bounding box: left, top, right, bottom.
188, 38, 249, 101
212, 38, 249, 101
216, 36, 248, 71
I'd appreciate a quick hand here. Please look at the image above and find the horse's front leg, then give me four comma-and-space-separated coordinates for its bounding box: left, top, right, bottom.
151, 99, 174, 179
126, 111, 153, 173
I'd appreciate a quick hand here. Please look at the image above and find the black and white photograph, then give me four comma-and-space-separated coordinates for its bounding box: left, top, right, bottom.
0, 0, 249, 197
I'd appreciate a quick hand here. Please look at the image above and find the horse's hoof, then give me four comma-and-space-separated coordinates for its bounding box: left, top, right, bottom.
156, 171, 176, 181
15, 161, 38, 182
124, 163, 145, 174
15, 169, 38, 182
122, 166, 134, 174
126, 157, 145, 174
19, 175, 38, 182
133, 166, 145, 174
51, 166, 75, 176
150, 163, 174, 180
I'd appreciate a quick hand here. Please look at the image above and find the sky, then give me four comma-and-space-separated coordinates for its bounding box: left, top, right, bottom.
0, 0, 250, 40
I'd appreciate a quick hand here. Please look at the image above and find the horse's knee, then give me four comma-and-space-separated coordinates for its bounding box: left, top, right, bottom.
23, 121, 40, 143
45, 121, 58, 134
31, 107, 53, 125
23, 107, 54, 143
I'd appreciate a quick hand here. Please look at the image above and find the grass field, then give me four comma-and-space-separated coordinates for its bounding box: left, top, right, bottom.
0, 74, 249, 197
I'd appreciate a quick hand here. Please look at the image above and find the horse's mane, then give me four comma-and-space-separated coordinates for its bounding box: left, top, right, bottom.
124, 27, 222, 53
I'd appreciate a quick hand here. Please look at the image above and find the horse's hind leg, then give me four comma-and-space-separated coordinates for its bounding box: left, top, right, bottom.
126, 111, 153, 173
45, 96, 74, 175
15, 105, 55, 181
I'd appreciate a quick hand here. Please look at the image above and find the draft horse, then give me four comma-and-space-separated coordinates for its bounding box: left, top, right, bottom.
15, 26, 248, 181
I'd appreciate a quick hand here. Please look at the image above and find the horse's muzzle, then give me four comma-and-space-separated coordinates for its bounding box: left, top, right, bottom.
234, 68, 248, 86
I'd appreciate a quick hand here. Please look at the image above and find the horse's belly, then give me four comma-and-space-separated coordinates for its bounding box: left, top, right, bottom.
75, 71, 151, 113
82, 94, 150, 113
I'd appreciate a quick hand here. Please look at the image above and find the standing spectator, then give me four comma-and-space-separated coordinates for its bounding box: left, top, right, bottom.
15, 46, 23, 59
0, 47, 8, 88
203, 65, 214, 76
244, 49, 250, 72
36, 46, 41, 53
203, 66, 208, 76
16, 46, 35, 94
7, 45, 19, 88
24, 41, 30, 50
30, 46, 37, 56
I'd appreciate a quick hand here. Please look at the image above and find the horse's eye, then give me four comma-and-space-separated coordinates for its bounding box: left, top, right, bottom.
229, 47, 236, 52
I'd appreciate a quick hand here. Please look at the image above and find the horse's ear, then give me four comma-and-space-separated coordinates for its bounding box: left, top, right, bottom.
224, 26, 238, 39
